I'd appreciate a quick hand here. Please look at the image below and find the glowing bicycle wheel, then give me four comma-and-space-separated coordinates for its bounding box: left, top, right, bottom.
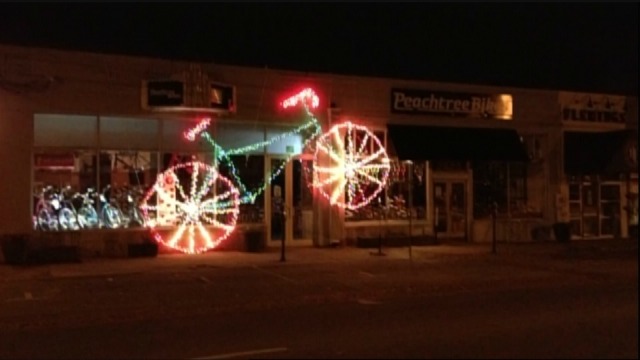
139, 161, 240, 254
312, 121, 390, 210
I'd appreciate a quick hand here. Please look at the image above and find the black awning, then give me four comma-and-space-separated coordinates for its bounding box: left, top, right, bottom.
387, 125, 530, 162
564, 129, 638, 174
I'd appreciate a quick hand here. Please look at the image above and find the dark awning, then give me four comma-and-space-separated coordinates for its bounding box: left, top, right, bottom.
387, 124, 530, 162
564, 129, 638, 174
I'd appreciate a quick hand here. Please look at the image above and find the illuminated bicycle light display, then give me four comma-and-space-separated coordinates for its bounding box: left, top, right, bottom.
139, 161, 240, 254
313, 121, 390, 210
140, 86, 389, 254
183, 117, 211, 141
280, 88, 320, 110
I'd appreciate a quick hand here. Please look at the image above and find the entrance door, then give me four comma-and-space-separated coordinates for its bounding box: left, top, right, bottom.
268, 156, 313, 247
292, 158, 314, 243
568, 180, 621, 239
433, 180, 467, 238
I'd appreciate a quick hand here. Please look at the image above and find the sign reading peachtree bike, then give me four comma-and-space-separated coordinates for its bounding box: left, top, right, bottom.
390, 88, 513, 120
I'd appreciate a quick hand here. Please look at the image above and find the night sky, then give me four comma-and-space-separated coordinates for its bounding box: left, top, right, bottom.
1, 3, 637, 96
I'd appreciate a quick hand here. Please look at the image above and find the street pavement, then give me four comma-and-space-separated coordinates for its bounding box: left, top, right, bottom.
1, 238, 637, 283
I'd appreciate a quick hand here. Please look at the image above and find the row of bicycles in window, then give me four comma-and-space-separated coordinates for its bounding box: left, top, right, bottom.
32, 184, 146, 231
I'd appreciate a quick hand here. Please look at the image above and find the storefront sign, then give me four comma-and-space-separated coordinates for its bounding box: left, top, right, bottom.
145, 80, 185, 107
210, 83, 236, 112
142, 80, 236, 113
559, 91, 626, 123
390, 88, 513, 120
34, 153, 75, 170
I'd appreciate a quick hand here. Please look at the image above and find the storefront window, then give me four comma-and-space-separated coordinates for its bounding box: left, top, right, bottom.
386, 160, 409, 219
95, 150, 158, 229
33, 149, 98, 231
33, 114, 100, 231
473, 161, 506, 217
33, 114, 209, 231
342, 130, 393, 221
385, 160, 427, 220
97, 117, 160, 228
472, 161, 528, 217
345, 158, 428, 222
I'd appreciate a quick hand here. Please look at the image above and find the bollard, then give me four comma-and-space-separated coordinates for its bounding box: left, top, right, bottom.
280, 210, 286, 262
491, 201, 498, 254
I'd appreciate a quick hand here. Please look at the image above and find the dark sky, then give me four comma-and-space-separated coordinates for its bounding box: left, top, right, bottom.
1, 3, 637, 95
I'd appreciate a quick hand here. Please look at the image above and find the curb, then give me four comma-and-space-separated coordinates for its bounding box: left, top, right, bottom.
2, 240, 636, 282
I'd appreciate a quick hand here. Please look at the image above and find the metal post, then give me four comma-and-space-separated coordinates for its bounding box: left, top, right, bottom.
407, 161, 413, 261
434, 206, 439, 243
491, 201, 497, 254
377, 202, 385, 255
280, 209, 286, 262
371, 198, 386, 256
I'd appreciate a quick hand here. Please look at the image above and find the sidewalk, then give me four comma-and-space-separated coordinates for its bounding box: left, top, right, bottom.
1, 238, 636, 282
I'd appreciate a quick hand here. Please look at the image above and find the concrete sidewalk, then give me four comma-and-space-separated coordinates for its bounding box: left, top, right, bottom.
1, 238, 636, 282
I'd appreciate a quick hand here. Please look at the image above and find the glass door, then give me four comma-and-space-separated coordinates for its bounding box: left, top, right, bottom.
569, 182, 582, 238
582, 182, 599, 237
450, 182, 466, 235
434, 180, 467, 238
292, 158, 314, 243
568, 178, 621, 239
268, 157, 287, 245
434, 182, 448, 233
267, 156, 313, 247
600, 183, 620, 237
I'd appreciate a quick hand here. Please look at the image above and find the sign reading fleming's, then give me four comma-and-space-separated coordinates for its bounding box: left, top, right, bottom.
391, 88, 513, 120
559, 91, 626, 124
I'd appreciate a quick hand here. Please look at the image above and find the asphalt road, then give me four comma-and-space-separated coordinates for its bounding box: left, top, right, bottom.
0, 242, 637, 359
